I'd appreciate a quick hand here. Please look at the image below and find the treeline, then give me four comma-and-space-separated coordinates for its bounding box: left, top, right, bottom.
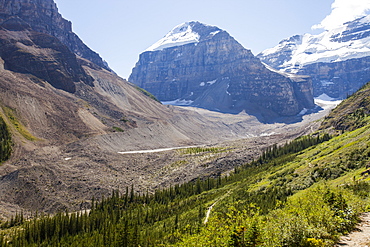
1, 133, 332, 246
256, 133, 331, 165
0, 116, 12, 162
5, 187, 207, 247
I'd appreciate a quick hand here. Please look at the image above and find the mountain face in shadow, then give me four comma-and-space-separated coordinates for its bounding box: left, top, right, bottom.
130, 21, 315, 122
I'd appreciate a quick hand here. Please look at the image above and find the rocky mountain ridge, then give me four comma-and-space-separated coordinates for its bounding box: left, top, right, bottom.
129, 21, 315, 121
0, 16, 94, 94
258, 15, 370, 99
0, 0, 110, 71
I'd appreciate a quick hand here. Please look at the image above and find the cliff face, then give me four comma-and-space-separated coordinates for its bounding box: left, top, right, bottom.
0, 16, 93, 93
258, 16, 370, 99
129, 22, 314, 120
0, 0, 110, 71
297, 57, 370, 98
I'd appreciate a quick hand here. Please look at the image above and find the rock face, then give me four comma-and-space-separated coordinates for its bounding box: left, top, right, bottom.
129, 21, 314, 120
0, 0, 110, 71
0, 16, 93, 93
258, 15, 370, 99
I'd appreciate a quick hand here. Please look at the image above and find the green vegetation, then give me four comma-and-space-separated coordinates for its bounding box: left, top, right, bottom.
178, 146, 228, 155
321, 81, 370, 131
4, 107, 37, 141
134, 86, 161, 103
120, 117, 129, 123
112, 126, 124, 132
0, 115, 12, 163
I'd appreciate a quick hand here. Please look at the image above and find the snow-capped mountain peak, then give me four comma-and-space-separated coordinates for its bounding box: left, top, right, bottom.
258, 14, 370, 100
145, 22, 199, 52
145, 21, 222, 52
259, 15, 370, 73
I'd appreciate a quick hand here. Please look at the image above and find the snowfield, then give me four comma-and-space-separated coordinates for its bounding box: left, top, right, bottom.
314, 94, 342, 110
161, 99, 194, 106
145, 22, 200, 51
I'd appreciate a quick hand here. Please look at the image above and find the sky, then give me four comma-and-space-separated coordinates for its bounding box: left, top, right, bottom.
53, 0, 368, 79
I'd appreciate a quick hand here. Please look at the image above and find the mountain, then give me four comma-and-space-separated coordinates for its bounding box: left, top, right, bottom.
0, 1, 322, 218
0, 0, 110, 71
1, 3, 368, 244
258, 15, 370, 99
129, 21, 315, 121
0, 16, 94, 94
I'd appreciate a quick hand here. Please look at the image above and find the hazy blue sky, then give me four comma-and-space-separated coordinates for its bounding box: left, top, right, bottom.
53, 0, 365, 79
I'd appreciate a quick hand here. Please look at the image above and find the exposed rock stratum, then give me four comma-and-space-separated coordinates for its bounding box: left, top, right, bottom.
129, 21, 315, 121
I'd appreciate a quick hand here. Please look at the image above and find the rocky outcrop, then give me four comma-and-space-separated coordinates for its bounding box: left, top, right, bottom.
0, 16, 93, 93
0, 0, 110, 71
129, 21, 314, 120
258, 16, 370, 99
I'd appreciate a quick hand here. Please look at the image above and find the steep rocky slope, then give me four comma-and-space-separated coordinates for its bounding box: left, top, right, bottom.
129, 21, 315, 121
0, 0, 110, 70
259, 15, 370, 99
320, 81, 370, 131
0, 16, 93, 93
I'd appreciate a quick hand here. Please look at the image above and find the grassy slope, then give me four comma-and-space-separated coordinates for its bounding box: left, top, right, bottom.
178, 125, 370, 246
321, 82, 370, 131
175, 82, 370, 246
176, 82, 370, 246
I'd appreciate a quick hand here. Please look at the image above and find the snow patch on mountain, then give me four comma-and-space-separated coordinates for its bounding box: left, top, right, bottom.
315, 93, 338, 101
210, 30, 220, 36
199, 80, 217, 87
321, 80, 335, 87
145, 22, 200, 52
314, 94, 342, 110
161, 99, 194, 106
298, 108, 308, 115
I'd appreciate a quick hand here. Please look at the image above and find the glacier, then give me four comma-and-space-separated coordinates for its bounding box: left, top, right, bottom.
145, 22, 200, 52
260, 15, 370, 72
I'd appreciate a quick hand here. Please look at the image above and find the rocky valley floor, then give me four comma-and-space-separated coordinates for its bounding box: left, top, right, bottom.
0, 99, 339, 220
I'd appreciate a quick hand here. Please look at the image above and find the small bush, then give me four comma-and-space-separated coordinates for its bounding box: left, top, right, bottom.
134, 86, 161, 103
0, 115, 12, 162
112, 126, 124, 132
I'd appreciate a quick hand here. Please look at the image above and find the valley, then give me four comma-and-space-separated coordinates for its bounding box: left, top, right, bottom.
0, 0, 369, 246
0, 98, 332, 220
2, 106, 370, 246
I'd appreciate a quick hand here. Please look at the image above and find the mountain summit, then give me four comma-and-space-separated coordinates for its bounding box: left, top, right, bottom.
145, 21, 222, 51
129, 21, 314, 121
258, 15, 370, 99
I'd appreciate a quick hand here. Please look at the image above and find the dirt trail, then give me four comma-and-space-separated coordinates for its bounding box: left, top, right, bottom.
204, 190, 232, 224
336, 212, 370, 247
